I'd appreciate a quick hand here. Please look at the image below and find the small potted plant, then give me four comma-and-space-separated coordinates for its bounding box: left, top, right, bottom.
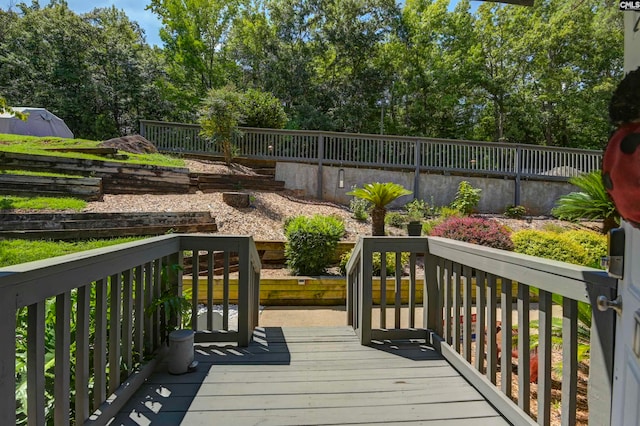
405, 199, 427, 236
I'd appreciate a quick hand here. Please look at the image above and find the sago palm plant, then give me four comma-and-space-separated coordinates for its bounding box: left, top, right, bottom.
347, 182, 412, 236
551, 171, 619, 233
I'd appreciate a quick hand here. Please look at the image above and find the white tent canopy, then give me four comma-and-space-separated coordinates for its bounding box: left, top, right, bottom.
0, 107, 74, 138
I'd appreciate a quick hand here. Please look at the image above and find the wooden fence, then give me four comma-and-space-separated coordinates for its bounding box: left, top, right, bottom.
140, 120, 602, 180
346, 236, 617, 426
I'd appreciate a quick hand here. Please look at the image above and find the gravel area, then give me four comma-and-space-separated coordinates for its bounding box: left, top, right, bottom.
82, 159, 602, 241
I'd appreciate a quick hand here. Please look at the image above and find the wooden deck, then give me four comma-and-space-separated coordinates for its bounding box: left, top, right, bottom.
111, 327, 510, 425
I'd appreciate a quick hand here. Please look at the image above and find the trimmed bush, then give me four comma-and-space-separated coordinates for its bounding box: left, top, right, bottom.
563, 230, 607, 268
430, 217, 514, 250
511, 230, 591, 266
284, 215, 345, 275
339, 249, 410, 276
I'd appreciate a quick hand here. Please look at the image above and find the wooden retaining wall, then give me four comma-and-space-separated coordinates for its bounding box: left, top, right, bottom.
183, 276, 425, 306
189, 173, 286, 192
0, 174, 102, 201
0, 151, 190, 194
183, 275, 523, 306
0, 211, 217, 240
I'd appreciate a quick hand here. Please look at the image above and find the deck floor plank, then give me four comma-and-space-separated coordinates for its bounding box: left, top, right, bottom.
111, 327, 510, 425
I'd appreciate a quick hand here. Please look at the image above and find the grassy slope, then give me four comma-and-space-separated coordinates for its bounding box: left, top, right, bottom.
0, 133, 185, 168
0, 135, 181, 267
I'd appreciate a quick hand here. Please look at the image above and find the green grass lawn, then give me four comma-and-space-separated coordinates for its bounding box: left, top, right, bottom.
0, 195, 87, 211
0, 133, 185, 168
0, 237, 143, 267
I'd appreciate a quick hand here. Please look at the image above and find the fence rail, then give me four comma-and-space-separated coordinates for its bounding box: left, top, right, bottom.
346, 236, 616, 426
0, 234, 260, 426
140, 120, 602, 180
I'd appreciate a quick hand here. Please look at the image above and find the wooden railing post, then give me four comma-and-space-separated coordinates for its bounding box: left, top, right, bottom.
424, 250, 440, 332
413, 140, 421, 199
0, 296, 15, 426
317, 133, 324, 199
515, 146, 522, 206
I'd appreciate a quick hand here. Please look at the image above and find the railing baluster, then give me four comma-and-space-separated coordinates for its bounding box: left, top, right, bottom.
538, 289, 553, 425
453, 263, 461, 352
380, 252, 387, 329
54, 291, 71, 426
223, 251, 230, 330
394, 252, 402, 329
27, 302, 46, 426
517, 282, 531, 413
207, 251, 214, 331
94, 278, 107, 411
462, 265, 472, 362
75, 286, 91, 423
192, 251, 200, 330
487, 273, 498, 384
122, 270, 134, 375
134, 266, 144, 362
561, 298, 578, 426
153, 259, 162, 348
109, 274, 122, 394
475, 271, 486, 373
144, 262, 153, 353
500, 278, 513, 398
409, 252, 417, 328
443, 260, 452, 345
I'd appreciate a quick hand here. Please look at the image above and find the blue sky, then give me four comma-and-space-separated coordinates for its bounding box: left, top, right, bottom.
0, 1, 164, 46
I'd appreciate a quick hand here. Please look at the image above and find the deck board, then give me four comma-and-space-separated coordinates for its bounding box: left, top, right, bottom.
111, 327, 510, 425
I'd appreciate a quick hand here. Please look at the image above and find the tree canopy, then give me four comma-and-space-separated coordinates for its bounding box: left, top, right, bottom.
0, 0, 623, 147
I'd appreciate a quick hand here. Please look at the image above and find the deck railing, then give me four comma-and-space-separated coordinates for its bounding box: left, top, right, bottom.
346, 236, 617, 426
0, 234, 260, 426
140, 119, 602, 180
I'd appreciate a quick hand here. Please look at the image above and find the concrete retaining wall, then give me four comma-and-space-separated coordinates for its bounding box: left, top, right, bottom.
276, 162, 577, 215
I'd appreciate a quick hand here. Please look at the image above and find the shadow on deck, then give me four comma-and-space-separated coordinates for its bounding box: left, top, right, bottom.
111, 327, 510, 426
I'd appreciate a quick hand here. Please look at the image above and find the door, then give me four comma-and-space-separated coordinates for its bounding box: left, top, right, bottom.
611, 12, 640, 426
611, 221, 640, 425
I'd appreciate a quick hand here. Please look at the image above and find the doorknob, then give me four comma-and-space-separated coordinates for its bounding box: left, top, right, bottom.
597, 295, 623, 315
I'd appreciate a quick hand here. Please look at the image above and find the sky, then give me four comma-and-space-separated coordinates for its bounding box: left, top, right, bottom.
0, 0, 164, 46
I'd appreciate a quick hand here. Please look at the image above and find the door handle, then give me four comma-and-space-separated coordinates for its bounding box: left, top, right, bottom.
597, 295, 623, 315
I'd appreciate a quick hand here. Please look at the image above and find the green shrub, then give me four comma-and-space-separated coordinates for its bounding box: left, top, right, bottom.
504, 204, 527, 219
563, 230, 607, 269
339, 249, 410, 276
422, 218, 445, 235
404, 198, 429, 221
437, 206, 463, 220
284, 215, 345, 275
450, 181, 482, 215
385, 211, 407, 228
349, 195, 370, 221
511, 230, 591, 266
542, 223, 567, 233
430, 217, 514, 250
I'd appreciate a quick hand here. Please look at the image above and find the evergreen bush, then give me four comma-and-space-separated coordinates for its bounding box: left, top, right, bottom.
385, 211, 406, 228
284, 215, 345, 275
430, 217, 514, 250
511, 230, 591, 266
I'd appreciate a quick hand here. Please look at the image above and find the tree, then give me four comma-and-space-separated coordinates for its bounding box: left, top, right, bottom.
347, 182, 412, 236
238, 88, 287, 128
147, 0, 243, 110
199, 86, 243, 165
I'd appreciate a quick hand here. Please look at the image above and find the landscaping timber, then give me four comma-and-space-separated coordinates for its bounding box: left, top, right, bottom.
0, 174, 102, 201
190, 172, 285, 192
0, 151, 190, 194
222, 191, 250, 208
0, 211, 217, 240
